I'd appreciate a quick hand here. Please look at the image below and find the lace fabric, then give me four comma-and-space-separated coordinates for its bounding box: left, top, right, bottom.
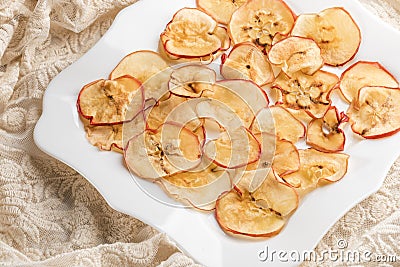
0, 0, 398, 266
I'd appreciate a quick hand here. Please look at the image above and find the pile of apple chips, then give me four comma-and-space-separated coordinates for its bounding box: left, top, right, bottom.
77, 0, 399, 238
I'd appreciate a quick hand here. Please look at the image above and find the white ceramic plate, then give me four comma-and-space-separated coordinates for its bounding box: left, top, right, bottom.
34, 0, 400, 266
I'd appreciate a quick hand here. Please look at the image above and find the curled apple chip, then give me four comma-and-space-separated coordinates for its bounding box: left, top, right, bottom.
77, 76, 143, 125
291, 7, 361, 66
85, 124, 123, 152
273, 70, 339, 118
307, 106, 347, 152
251, 106, 305, 143
282, 149, 349, 194
197, 0, 247, 25
169, 65, 216, 98
215, 171, 297, 237
160, 158, 234, 210
160, 8, 227, 58
268, 36, 324, 76
339, 61, 399, 102
204, 127, 261, 169
221, 43, 274, 86
347, 86, 400, 139
124, 123, 201, 180
272, 139, 300, 176
228, 0, 296, 51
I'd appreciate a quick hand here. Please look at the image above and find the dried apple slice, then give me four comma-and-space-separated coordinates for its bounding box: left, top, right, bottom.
228, 0, 296, 51
204, 127, 261, 169
268, 36, 324, 76
77, 76, 143, 125
273, 70, 339, 118
221, 42, 274, 86
251, 106, 305, 143
160, 157, 234, 210
291, 7, 361, 66
160, 8, 227, 58
169, 65, 216, 98
307, 106, 347, 152
124, 122, 201, 180
272, 139, 300, 176
347, 86, 400, 139
85, 124, 123, 152
282, 148, 349, 195
109, 50, 170, 81
339, 61, 399, 102
215, 171, 297, 237
197, 0, 247, 25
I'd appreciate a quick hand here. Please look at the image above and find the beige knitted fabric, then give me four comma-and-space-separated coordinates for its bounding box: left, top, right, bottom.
0, 0, 398, 266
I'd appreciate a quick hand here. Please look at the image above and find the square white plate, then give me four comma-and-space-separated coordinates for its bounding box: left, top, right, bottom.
34, 0, 400, 266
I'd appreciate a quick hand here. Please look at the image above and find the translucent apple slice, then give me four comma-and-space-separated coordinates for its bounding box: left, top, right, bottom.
124, 123, 202, 180
251, 106, 305, 143
160, 157, 234, 211
197, 0, 247, 25
169, 65, 216, 98
291, 7, 361, 66
215, 171, 297, 237
347, 86, 400, 139
221, 42, 274, 86
272, 70, 339, 118
204, 127, 261, 169
77, 76, 143, 125
228, 0, 296, 52
160, 8, 226, 58
307, 106, 347, 152
339, 61, 399, 103
282, 148, 349, 195
268, 36, 324, 76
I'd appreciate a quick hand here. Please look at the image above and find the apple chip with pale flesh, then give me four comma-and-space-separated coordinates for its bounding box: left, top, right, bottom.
307, 106, 347, 152
124, 122, 202, 180
221, 42, 274, 86
273, 70, 339, 118
169, 65, 216, 98
228, 0, 296, 52
347, 86, 400, 139
291, 7, 361, 67
160, 8, 229, 59
215, 171, 298, 237
282, 149, 349, 196
251, 106, 305, 143
268, 36, 324, 76
339, 61, 399, 103
197, 0, 247, 25
77, 76, 143, 125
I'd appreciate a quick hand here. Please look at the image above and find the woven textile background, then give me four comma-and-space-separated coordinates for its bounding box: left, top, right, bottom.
0, 0, 399, 266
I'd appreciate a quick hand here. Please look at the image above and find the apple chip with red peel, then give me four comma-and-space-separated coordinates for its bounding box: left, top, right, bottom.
169, 66, 216, 98
160, 157, 235, 210
291, 7, 361, 67
273, 70, 339, 118
251, 106, 305, 143
339, 61, 399, 103
221, 43, 274, 86
307, 106, 347, 152
109, 50, 170, 81
160, 8, 227, 59
85, 124, 123, 152
268, 36, 324, 76
124, 123, 202, 180
347, 86, 400, 139
228, 0, 296, 52
77, 76, 143, 125
215, 171, 297, 237
197, 0, 247, 25
282, 148, 349, 194
204, 127, 261, 169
